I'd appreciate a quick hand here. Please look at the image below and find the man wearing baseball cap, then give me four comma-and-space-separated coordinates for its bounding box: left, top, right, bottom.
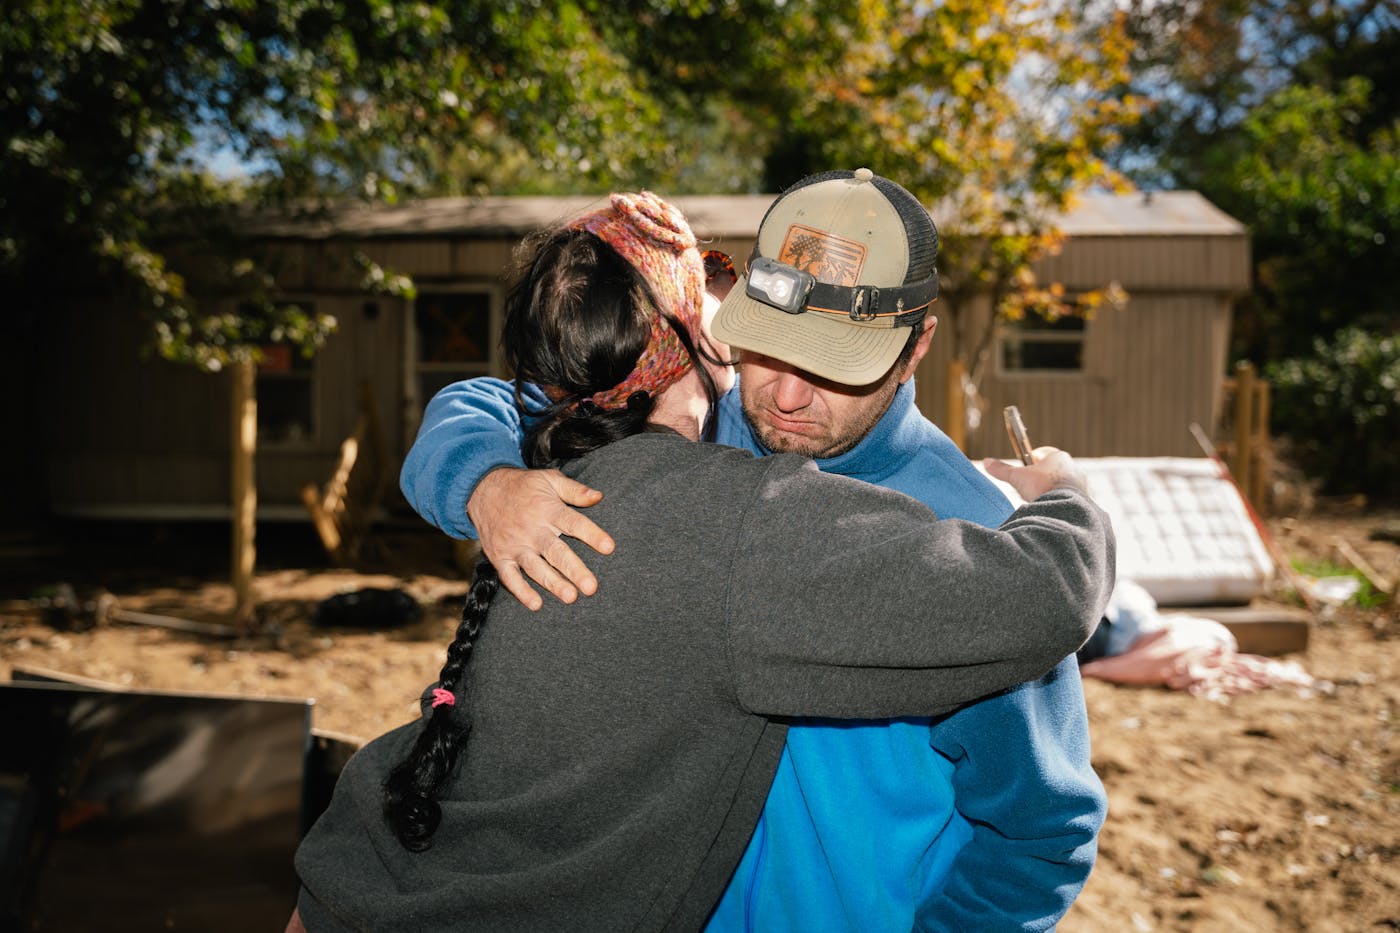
400, 170, 1106, 931
713, 167, 940, 389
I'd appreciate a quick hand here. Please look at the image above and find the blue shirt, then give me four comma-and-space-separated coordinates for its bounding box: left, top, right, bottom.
400, 377, 1106, 932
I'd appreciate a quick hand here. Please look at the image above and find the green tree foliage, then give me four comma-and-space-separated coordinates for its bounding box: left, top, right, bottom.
1112, 0, 1400, 362
1116, 0, 1400, 186
701, 0, 1141, 388
1267, 327, 1400, 499
0, 0, 694, 367
1116, 0, 1264, 190
849, 0, 1140, 385
3, 0, 1141, 372
1218, 79, 1399, 362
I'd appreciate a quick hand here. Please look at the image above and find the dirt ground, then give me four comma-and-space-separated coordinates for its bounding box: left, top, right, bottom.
2, 503, 1398, 933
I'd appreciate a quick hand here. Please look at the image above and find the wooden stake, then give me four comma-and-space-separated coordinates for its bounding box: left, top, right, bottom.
1190, 422, 1319, 617
231, 359, 257, 630
1233, 360, 1255, 509
1254, 379, 1271, 516
946, 357, 967, 452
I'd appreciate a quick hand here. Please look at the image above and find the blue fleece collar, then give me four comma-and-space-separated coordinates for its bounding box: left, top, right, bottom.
808, 381, 922, 485
724, 378, 922, 481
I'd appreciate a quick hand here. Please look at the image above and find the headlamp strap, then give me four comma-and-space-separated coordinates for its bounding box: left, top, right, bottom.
806, 278, 937, 323
747, 244, 937, 324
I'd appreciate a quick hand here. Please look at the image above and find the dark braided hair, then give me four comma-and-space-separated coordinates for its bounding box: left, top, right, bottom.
382, 226, 720, 852
382, 562, 498, 852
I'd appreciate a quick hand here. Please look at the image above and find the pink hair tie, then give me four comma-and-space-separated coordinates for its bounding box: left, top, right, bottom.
430, 687, 456, 709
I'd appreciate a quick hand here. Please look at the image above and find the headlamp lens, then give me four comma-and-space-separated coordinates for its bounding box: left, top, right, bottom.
746, 257, 815, 314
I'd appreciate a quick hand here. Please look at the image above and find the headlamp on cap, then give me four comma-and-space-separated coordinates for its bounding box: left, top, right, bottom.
746, 256, 815, 315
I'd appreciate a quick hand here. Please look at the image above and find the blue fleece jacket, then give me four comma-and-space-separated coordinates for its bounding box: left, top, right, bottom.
400, 377, 1107, 932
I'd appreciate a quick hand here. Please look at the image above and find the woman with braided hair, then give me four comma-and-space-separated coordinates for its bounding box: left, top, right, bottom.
289, 192, 1114, 933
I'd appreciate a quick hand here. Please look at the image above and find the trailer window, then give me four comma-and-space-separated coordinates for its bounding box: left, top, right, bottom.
414, 287, 501, 404
998, 311, 1086, 374
255, 302, 318, 445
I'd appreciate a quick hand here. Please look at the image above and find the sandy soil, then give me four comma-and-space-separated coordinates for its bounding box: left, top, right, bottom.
2, 506, 1397, 932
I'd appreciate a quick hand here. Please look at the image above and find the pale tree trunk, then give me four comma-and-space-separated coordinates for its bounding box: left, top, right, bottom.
941, 275, 1008, 451
944, 357, 967, 452
230, 359, 257, 630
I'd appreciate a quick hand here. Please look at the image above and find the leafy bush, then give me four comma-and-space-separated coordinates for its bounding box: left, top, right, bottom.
1267, 327, 1400, 501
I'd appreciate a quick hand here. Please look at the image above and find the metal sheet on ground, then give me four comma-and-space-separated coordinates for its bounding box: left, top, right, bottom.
0, 677, 312, 931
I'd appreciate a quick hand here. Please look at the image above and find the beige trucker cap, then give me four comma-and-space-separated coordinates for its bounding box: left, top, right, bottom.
711, 168, 939, 386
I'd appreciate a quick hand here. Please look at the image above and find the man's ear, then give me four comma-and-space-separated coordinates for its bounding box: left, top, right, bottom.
898, 317, 938, 384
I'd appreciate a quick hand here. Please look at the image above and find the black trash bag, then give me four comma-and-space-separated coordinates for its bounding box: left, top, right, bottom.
313, 587, 423, 629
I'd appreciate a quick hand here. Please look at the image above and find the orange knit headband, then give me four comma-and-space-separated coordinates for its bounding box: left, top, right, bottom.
562, 191, 706, 411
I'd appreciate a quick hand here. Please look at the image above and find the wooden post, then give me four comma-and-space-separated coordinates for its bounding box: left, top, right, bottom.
1253, 378, 1271, 515
946, 357, 967, 453
231, 359, 257, 630
1233, 360, 1255, 508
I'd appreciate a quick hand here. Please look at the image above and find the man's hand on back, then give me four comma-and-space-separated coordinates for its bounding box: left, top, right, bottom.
467, 467, 615, 611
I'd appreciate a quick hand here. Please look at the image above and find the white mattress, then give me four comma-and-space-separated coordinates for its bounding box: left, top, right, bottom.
977, 457, 1275, 606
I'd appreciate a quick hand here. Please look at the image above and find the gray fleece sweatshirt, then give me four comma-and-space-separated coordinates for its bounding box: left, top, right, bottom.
295, 432, 1114, 932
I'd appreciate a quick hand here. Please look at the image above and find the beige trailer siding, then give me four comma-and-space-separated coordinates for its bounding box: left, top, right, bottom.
43, 301, 232, 515
915, 210, 1249, 459
915, 288, 1239, 460
44, 290, 409, 517
1035, 235, 1251, 294
40, 191, 1248, 517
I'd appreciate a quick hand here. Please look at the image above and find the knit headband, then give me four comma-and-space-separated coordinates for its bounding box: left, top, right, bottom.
559, 191, 706, 411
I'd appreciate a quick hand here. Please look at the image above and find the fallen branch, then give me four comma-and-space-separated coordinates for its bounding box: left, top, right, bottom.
108, 607, 239, 639
1332, 537, 1394, 598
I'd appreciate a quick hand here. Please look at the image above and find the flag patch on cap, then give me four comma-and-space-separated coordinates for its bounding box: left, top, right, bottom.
778, 224, 866, 286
